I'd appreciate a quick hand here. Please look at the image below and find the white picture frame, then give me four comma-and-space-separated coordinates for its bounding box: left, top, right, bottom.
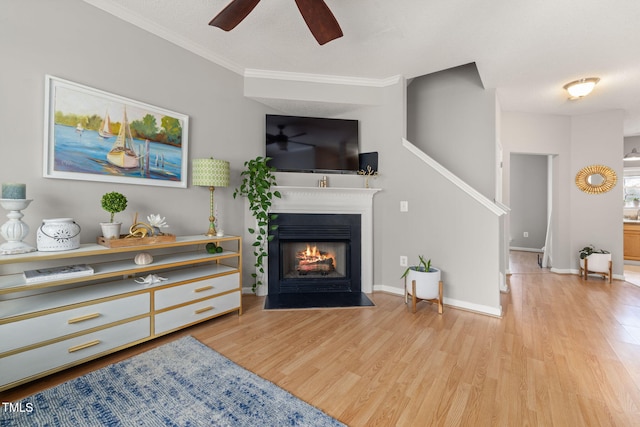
43, 75, 189, 188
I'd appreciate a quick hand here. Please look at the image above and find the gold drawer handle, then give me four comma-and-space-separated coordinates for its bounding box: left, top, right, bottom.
195, 306, 214, 315
194, 285, 213, 293
68, 312, 101, 324
68, 339, 101, 353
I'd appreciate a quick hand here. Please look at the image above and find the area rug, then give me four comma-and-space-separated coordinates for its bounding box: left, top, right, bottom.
264, 292, 375, 310
0, 336, 344, 427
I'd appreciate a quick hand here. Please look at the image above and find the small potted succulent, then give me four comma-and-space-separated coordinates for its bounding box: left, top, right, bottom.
401, 255, 443, 313
100, 191, 128, 239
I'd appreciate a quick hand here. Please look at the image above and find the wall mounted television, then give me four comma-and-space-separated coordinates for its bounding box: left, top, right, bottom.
265, 114, 359, 174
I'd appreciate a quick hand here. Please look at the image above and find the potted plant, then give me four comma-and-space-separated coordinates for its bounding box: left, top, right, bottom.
233, 156, 281, 293
578, 245, 612, 282
100, 191, 128, 239
401, 255, 443, 314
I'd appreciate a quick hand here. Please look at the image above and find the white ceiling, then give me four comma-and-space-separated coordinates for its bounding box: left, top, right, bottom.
85, 0, 640, 135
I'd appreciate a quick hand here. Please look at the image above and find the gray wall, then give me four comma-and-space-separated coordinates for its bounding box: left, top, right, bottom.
407, 63, 497, 200
509, 154, 548, 250
570, 111, 624, 273
404, 64, 503, 313
3, 0, 504, 314
502, 111, 624, 275
1, 0, 268, 264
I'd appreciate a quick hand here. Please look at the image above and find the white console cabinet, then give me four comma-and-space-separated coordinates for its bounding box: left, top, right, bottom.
0, 235, 242, 391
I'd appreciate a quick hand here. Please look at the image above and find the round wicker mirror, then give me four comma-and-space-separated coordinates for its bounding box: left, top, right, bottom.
575, 165, 617, 194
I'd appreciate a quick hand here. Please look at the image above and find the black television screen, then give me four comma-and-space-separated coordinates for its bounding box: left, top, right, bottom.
266, 114, 359, 173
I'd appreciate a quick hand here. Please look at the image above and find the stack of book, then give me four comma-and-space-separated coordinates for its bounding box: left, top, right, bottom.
23, 264, 94, 284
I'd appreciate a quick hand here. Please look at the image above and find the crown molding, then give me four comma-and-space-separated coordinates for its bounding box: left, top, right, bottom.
83, 0, 244, 75
83, 1, 403, 87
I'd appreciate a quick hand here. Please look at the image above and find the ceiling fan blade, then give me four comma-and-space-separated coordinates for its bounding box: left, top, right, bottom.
289, 140, 314, 147
209, 0, 260, 31
294, 0, 343, 45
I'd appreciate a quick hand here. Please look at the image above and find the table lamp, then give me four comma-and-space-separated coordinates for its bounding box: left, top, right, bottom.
192, 158, 230, 236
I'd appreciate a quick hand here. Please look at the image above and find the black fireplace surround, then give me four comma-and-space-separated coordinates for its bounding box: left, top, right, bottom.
265, 213, 372, 309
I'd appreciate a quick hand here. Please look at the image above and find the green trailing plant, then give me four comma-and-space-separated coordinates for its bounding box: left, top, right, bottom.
233, 156, 281, 293
401, 255, 433, 278
578, 245, 609, 259
101, 192, 128, 223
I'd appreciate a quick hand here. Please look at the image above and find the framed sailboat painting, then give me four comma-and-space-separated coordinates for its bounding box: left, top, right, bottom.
43, 75, 189, 188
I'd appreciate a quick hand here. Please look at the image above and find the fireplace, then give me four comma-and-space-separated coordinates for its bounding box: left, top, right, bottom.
268, 213, 361, 296
252, 186, 379, 308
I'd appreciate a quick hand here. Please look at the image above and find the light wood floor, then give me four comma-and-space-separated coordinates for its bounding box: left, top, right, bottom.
3, 251, 640, 426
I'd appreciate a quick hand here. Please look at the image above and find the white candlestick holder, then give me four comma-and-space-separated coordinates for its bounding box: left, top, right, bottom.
0, 199, 36, 255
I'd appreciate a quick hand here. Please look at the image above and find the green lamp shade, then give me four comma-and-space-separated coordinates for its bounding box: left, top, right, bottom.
192, 158, 230, 187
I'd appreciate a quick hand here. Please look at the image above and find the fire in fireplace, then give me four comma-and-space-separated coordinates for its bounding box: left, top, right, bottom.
282, 242, 347, 278
297, 244, 335, 275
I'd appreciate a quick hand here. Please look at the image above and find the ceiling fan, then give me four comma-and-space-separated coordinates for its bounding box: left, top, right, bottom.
209, 0, 343, 45
267, 125, 312, 151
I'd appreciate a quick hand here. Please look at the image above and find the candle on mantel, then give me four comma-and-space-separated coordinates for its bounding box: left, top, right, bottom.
1, 183, 26, 199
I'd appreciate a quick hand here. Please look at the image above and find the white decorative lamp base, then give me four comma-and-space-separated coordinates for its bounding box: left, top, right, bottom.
0, 199, 36, 255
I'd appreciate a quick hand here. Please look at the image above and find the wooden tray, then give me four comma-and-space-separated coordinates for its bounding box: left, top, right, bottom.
97, 234, 176, 248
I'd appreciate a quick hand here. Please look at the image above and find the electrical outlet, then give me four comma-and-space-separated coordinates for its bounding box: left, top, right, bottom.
400, 201, 409, 212
523, 232, 529, 238
400, 256, 408, 267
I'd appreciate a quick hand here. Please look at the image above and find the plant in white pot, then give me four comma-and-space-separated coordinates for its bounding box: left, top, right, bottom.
578, 245, 612, 283
100, 191, 128, 239
401, 255, 443, 314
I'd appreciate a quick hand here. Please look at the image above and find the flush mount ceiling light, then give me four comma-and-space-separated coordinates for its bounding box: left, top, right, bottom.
563, 77, 600, 100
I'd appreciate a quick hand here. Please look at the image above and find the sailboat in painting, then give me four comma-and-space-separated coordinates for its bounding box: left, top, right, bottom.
98, 109, 115, 138
107, 107, 138, 169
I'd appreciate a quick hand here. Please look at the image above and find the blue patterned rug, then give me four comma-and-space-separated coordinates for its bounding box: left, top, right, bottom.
1, 336, 344, 426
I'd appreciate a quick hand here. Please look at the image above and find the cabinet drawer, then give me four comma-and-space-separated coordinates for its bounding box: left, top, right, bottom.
0, 293, 149, 354
154, 273, 239, 310
154, 291, 240, 335
0, 317, 150, 389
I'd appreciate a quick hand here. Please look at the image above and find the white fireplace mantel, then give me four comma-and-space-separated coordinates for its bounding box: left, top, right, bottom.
269, 186, 381, 294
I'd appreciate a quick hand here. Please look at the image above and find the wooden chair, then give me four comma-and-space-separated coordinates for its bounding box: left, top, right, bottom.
405, 279, 444, 314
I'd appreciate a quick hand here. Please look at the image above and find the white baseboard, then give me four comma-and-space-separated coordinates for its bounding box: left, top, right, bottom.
373, 284, 502, 317
550, 267, 574, 275
550, 268, 625, 282
509, 246, 543, 253
374, 284, 403, 295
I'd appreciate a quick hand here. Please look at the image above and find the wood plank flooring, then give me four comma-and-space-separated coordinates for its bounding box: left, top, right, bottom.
2, 251, 640, 426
